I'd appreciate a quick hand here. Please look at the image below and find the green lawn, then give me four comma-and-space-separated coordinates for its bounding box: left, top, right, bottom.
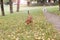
0, 6, 60, 40
47, 6, 60, 16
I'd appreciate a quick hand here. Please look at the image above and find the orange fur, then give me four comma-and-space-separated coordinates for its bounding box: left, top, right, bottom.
25, 10, 33, 25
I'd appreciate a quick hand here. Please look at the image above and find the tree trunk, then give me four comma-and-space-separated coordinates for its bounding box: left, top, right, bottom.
59, 0, 60, 11
1, 0, 5, 16
9, 0, 13, 13
54, 0, 56, 3
17, 0, 20, 12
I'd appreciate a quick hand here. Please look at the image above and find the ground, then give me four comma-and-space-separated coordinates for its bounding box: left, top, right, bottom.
46, 6, 60, 16
43, 6, 60, 31
0, 6, 60, 40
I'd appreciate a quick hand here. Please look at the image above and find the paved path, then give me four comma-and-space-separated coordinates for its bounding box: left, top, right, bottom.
43, 7, 60, 31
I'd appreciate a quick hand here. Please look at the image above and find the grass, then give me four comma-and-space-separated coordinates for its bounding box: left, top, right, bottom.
46, 6, 60, 16
0, 6, 60, 40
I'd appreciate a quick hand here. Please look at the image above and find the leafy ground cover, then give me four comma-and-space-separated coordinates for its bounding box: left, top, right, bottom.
0, 6, 60, 40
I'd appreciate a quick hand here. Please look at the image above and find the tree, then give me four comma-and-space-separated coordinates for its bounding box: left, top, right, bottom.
1, 0, 5, 16
37, 0, 46, 5
17, 0, 20, 12
59, 0, 60, 11
9, 0, 13, 13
